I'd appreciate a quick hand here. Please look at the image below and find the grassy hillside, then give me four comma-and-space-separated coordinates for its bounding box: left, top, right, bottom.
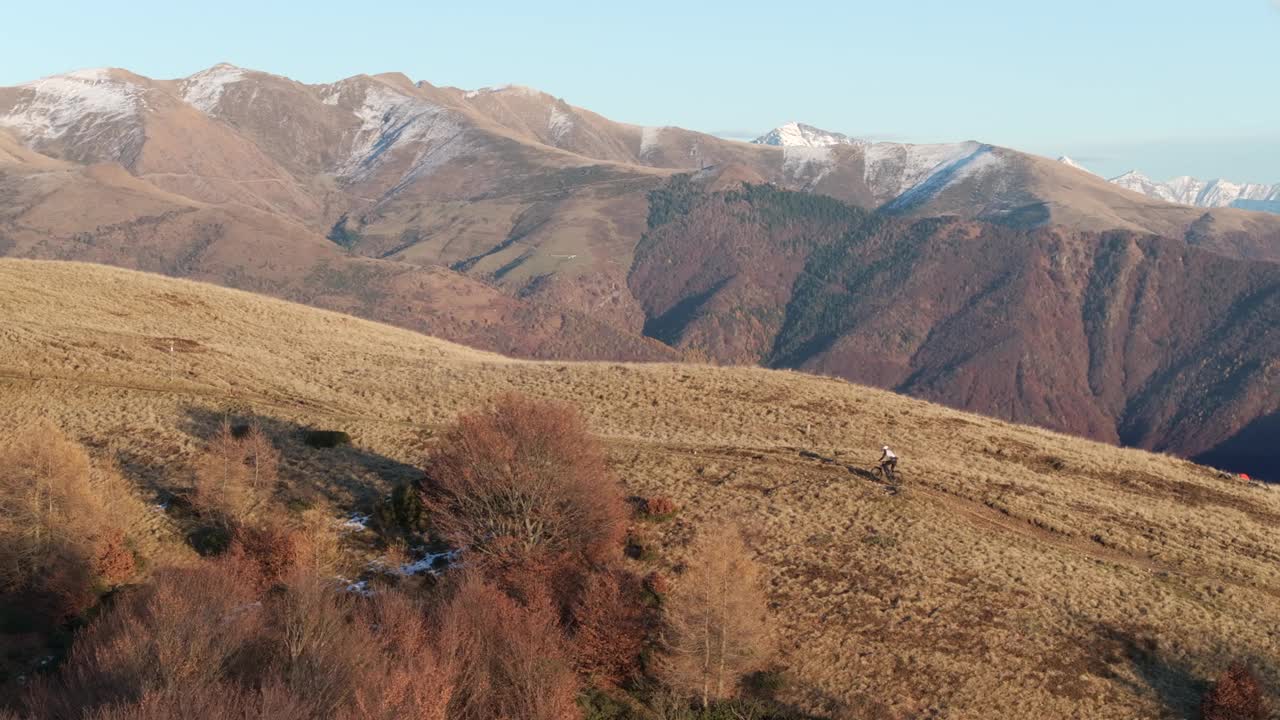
1, 259, 1277, 718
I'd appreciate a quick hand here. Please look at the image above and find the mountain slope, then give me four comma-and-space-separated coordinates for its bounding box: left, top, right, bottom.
2, 258, 1278, 719
0, 142, 676, 363
630, 183, 1280, 477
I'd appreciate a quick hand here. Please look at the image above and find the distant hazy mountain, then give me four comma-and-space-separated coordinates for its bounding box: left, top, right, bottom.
1052, 156, 1280, 214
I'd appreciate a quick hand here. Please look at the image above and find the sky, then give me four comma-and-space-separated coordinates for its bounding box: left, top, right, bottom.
2, 0, 1278, 182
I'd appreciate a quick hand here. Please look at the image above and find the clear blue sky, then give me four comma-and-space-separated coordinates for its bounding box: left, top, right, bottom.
3, 0, 1278, 182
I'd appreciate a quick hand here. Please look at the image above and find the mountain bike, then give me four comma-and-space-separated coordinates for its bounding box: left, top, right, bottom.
872, 461, 898, 486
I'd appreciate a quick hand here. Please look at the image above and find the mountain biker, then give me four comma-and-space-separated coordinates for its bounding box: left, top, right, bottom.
877, 445, 898, 481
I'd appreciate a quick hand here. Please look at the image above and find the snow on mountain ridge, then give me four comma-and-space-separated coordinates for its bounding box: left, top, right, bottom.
753, 121, 863, 148
181, 64, 246, 114
1, 69, 141, 142
863, 140, 985, 198
1057, 155, 1097, 176
1105, 167, 1280, 209
339, 83, 468, 185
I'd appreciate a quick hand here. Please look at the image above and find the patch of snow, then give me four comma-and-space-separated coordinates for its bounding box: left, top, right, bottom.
885, 145, 1005, 210
463, 84, 540, 99
640, 126, 664, 158
343, 579, 373, 596
1, 69, 141, 144
64, 68, 113, 82
180, 64, 245, 113
1057, 155, 1096, 176
339, 82, 470, 185
548, 104, 574, 142
398, 549, 459, 576
782, 145, 834, 187
339, 513, 371, 531
863, 141, 984, 199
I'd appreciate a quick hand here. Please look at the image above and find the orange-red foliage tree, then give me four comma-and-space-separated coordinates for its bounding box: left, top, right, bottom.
421, 393, 625, 599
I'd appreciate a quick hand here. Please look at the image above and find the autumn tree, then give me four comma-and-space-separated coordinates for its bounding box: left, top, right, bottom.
661, 522, 774, 709
421, 393, 625, 597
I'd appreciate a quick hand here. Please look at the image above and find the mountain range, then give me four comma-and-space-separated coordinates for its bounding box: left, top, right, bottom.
1, 65, 1277, 477
1050, 155, 1280, 214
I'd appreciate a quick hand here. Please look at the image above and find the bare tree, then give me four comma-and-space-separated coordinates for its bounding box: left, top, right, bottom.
193, 419, 278, 526
241, 422, 280, 492
661, 522, 773, 709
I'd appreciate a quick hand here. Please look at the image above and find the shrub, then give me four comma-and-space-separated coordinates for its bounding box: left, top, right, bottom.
440, 573, 581, 720
93, 528, 137, 588
27, 558, 265, 718
742, 668, 788, 701
643, 496, 679, 520
579, 687, 642, 720
661, 522, 774, 709
1201, 664, 1268, 720
372, 480, 430, 540
569, 569, 654, 684
303, 430, 352, 449
421, 393, 625, 595
644, 571, 670, 598
233, 521, 307, 588
624, 527, 659, 563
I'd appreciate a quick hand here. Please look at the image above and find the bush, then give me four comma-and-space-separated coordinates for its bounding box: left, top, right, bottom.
93, 528, 137, 588
1201, 664, 1268, 720
643, 571, 669, 600
372, 480, 430, 540
642, 496, 679, 520
742, 668, 789, 701
579, 687, 642, 720
624, 527, 659, 563
570, 569, 654, 684
26, 557, 265, 718
440, 573, 581, 720
303, 430, 352, 449
233, 521, 307, 588
421, 393, 625, 596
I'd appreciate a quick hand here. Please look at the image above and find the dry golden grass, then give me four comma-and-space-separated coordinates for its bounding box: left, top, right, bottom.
1, 259, 1277, 719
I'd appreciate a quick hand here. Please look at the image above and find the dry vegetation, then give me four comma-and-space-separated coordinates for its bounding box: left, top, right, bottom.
0, 259, 1278, 718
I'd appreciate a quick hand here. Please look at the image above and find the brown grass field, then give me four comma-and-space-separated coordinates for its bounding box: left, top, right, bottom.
1, 259, 1277, 719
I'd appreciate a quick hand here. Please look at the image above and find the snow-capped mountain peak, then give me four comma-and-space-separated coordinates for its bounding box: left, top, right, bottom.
752, 121, 864, 148
1056, 155, 1096, 175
